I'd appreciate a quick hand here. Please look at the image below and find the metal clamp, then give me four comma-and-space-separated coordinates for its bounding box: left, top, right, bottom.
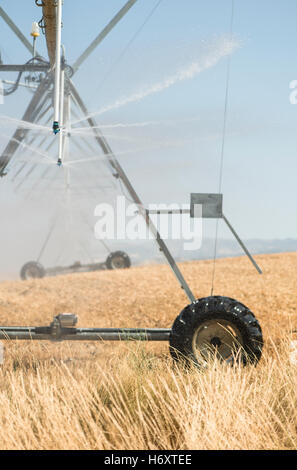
49, 313, 78, 340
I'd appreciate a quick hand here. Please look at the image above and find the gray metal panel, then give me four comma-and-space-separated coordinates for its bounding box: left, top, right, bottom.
190, 193, 223, 218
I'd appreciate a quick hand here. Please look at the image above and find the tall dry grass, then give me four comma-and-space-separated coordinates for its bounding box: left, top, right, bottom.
0, 253, 296, 449
0, 336, 296, 450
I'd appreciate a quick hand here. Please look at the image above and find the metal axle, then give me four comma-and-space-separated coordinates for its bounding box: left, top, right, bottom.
0, 314, 171, 342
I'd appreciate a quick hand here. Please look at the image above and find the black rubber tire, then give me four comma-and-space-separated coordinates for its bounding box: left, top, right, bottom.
169, 296, 263, 367
105, 251, 131, 270
20, 261, 46, 281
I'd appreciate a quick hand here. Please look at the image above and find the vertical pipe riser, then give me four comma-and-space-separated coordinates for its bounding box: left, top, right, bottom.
57, 67, 65, 164
53, 0, 62, 133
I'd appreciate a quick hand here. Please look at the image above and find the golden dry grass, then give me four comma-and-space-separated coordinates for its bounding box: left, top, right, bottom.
0, 252, 296, 450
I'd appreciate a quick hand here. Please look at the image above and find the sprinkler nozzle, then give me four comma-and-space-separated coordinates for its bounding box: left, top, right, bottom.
53, 121, 60, 135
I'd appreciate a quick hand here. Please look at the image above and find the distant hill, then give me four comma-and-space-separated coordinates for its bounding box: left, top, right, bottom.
0, 237, 296, 281
123, 238, 297, 265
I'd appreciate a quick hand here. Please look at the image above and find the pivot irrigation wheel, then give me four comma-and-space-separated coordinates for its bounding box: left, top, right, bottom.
20, 261, 46, 281
169, 296, 263, 367
106, 251, 131, 270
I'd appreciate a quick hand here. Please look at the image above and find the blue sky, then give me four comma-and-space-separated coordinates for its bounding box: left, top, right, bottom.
0, 0, 296, 243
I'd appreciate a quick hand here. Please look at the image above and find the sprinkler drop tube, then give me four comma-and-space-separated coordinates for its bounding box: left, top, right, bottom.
57, 62, 65, 165
53, 0, 62, 135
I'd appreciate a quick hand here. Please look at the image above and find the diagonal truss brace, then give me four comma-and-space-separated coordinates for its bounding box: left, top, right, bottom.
0, 75, 53, 176
72, 0, 139, 73
0, 6, 39, 57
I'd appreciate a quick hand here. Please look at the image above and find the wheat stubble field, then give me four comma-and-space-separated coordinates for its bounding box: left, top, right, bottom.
0, 252, 296, 450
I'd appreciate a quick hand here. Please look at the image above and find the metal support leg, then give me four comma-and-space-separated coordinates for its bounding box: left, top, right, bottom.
222, 214, 262, 274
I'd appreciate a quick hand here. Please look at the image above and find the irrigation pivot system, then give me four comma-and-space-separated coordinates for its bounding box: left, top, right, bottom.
0, 1, 264, 368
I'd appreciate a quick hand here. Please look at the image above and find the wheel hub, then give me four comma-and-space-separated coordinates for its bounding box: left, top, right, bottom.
27, 267, 40, 279
111, 256, 125, 269
192, 319, 243, 362
210, 336, 222, 348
